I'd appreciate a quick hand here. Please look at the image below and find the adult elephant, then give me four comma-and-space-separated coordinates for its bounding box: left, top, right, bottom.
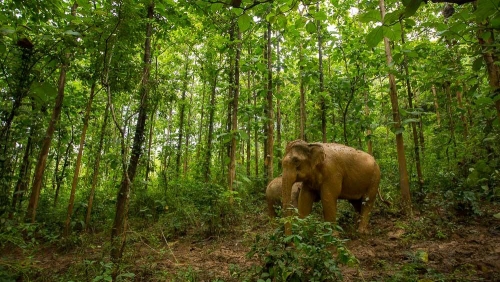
281, 140, 381, 234
266, 176, 309, 217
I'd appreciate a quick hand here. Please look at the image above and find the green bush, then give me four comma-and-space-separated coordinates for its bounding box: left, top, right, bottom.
241, 215, 357, 282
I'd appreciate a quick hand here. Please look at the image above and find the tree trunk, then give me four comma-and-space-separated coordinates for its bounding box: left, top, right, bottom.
444, 82, 457, 162
183, 92, 193, 177
431, 85, 441, 126
229, 20, 241, 198
176, 52, 189, 177
276, 34, 282, 171
364, 91, 373, 155
455, 90, 468, 138
477, 27, 500, 121
246, 60, 252, 176
379, 0, 412, 213
63, 82, 96, 237
145, 102, 157, 185
85, 102, 109, 231
110, 2, 153, 276
10, 124, 34, 218
400, 20, 424, 194
299, 43, 306, 141
204, 72, 217, 182
253, 78, 259, 177
264, 22, 274, 183
26, 61, 69, 223
317, 2, 326, 143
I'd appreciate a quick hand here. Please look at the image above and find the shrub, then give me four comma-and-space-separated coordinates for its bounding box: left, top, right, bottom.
242, 215, 357, 282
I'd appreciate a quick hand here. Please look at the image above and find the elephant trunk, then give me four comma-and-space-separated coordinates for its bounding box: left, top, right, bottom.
282, 169, 296, 235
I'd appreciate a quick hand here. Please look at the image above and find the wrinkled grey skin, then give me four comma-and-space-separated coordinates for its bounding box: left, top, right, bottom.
266, 176, 302, 217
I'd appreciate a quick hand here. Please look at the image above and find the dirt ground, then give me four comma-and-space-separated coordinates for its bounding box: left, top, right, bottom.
2, 205, 500, 281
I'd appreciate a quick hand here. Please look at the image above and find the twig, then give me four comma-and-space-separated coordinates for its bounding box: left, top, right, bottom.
161, 229, 179, 264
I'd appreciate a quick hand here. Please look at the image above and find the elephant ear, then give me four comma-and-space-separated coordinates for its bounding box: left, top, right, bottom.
308, 143, 325, 168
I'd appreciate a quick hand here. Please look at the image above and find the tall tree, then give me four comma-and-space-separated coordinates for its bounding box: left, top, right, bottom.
110, 2, 154, 277
26, 3, 78, 222
378, 0, 412, 213
264, 21, 274, 182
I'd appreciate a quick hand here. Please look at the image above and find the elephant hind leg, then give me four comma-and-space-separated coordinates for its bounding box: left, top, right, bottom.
358, 193, 377, 233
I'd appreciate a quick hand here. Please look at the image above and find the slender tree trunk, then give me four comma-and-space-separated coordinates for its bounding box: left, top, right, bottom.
63, 82, 96, 237
52, 131, 62, 192
276, 34, 282, 171
364, 91, 373, 155
299, 43, 306, 141
229, 20, 241, 198
26, 60, 68, 223
317, 3, 326, 143
431, 85, 441, 126
10, 125, 34, 218
176, 53, 189, 177
85, 102, 109, 231
145, 102, 157, 185
444, 82, 457, 161
253, 79, 259, 177
400, 21, 424, 194
246, 63, 252, 176
379, 0, 412, 213
455, 90, 468, 138
183, 93, 193, 176
54, 125, 74, 207
477, 27, 500, 121
110, 2, 153, 276
204, 72, 217, 182
264, 22, 274, 183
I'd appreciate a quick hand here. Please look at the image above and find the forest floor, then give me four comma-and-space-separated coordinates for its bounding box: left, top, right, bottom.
2, 202, 500, 281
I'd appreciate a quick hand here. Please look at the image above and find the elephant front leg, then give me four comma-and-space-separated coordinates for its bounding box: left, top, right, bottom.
298, 188, 315, 218
320, 183, 341, 224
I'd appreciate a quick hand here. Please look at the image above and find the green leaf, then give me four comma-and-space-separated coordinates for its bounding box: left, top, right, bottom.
472, 56, 483, 71
211, 3, 223, 12
383, 24, 401, 41
494, 213, 500, 219
475, 0, 498, 22
313, 10, 327, 21
384, 10, 403, 25
404, 0, 423, 18
30, 82, 58, 104
64, 30, 81, 36
305, 21, 316, 34
276, 14, 288, 29
394, 127, 405, 135
402, 118, 419, 125
366, 26, 384, 48
359, 10, 381, 23
238, 13, 252, 32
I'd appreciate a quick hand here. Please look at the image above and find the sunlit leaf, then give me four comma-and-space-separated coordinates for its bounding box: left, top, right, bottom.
404, 0, 423, 18
359, 10, 381, 23
366, 26, 384, 48
305, 21, 316, 34
238, 13, 252, 32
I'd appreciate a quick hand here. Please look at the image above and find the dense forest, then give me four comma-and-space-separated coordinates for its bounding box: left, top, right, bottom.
1, 0, 499, 281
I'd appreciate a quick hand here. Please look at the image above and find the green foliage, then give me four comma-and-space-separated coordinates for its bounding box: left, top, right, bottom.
241, 216, 357, 282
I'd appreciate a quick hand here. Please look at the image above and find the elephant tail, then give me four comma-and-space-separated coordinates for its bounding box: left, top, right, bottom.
378, 189, 392, 207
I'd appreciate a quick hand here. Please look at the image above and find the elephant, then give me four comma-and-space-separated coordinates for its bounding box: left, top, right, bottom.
266, 176, 303, 217
281, 140, 381, 234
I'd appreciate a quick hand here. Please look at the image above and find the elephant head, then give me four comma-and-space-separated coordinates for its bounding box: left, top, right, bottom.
281, 141, 324, 224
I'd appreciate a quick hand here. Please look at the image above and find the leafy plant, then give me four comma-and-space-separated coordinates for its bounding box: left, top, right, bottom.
242, 215, 357, 281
